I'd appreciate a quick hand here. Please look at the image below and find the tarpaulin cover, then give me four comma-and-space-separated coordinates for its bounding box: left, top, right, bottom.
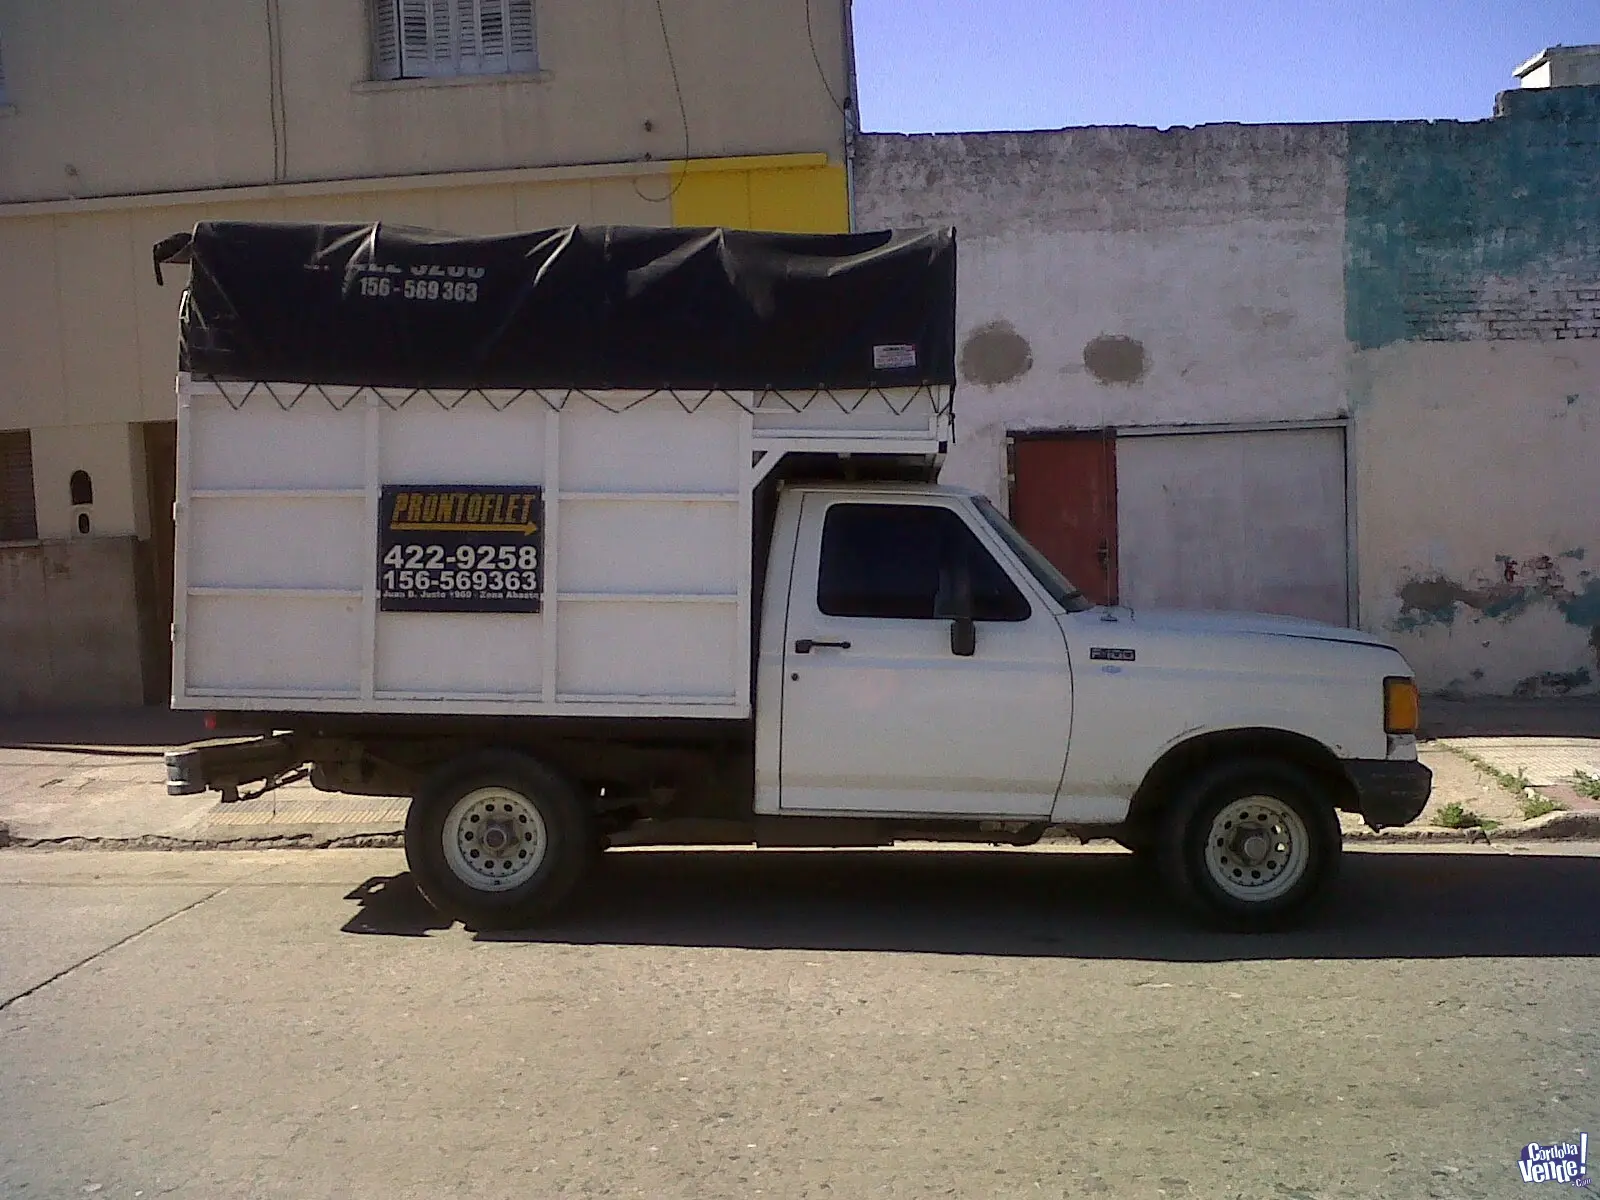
157, 221, 957, 391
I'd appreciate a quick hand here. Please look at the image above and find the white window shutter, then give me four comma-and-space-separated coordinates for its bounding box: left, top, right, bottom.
455, 0, 482, 73
398, 0, 433, 76
508, 0, 537, 72
479, 0, 507, 72
371, 1, 401, 80
428, 0, 457, 74
379, 0, 532, 78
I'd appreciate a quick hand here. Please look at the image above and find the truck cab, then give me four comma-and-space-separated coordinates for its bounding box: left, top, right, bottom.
749, 481, 1427, 919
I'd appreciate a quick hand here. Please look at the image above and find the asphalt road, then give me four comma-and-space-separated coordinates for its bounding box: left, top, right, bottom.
2, 843, 1598, 1200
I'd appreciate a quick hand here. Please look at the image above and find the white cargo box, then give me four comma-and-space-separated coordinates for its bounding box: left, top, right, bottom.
173, 374, 951, 719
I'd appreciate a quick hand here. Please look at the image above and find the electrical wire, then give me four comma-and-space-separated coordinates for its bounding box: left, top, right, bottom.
631, 0, 692, 207
264, 0, 282, 182
805, 0, 849, 117
272, 0, 289, 178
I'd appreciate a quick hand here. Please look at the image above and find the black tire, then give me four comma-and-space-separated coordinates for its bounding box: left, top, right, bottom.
1113, 823, 1157, 861
404, 751, 595, 928
1156, 757, 1342, 932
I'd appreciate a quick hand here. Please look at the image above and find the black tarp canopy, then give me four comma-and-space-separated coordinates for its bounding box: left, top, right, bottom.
154, 221, 957, 392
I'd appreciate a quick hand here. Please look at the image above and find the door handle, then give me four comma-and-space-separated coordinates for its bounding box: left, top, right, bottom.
1096, 538, 1111, 573
794, 638, 851, 654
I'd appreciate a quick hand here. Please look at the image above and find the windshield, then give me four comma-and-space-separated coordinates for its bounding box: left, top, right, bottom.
973, 495, 1094, 613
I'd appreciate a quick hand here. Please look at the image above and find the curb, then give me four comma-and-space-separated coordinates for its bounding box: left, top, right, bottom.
1, 831, 403, 852
1345, 810, 1600, 844
4, 815, 1599, 853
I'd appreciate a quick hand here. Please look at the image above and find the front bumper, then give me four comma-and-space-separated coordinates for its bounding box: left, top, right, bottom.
1342, 759, 1432, 829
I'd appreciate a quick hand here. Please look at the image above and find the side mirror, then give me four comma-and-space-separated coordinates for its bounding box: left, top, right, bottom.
950, 615, 976, 657
948, 561, 976, 657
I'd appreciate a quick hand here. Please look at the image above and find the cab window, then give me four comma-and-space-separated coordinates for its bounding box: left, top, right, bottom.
816, 503, 1031, 622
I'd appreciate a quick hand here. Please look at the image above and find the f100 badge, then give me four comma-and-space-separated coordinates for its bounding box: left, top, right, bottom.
377, 484, 543, 614
1089, 647, 1136, 662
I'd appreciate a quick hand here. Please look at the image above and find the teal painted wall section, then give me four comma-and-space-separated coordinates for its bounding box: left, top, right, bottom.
1345, 86, 1600, 350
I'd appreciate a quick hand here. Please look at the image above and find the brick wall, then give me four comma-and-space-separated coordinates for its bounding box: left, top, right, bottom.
1405, 278, 1600, 342
1346, 85, 1600, 350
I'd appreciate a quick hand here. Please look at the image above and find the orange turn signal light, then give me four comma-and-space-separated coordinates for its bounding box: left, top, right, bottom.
1384, 677, 1420, 735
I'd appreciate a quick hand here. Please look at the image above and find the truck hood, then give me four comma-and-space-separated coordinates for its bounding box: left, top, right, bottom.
1100, 607, 1396, 650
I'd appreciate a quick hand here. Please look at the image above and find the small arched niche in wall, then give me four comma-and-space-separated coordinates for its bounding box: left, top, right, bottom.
70, 470, 94, 535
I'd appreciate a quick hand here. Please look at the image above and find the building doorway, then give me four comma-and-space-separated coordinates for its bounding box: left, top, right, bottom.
141, 421, 178, 703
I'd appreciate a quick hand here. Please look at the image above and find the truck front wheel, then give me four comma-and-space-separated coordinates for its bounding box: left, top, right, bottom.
1157, 758, 1341, 931
404, 752, 595, 928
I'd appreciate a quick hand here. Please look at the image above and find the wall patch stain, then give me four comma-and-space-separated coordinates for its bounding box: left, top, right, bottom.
1083, 334, 1148, 385
960, 321, 1033, 388
1513, 668, 1593, 698
1228, 305, 1296, 332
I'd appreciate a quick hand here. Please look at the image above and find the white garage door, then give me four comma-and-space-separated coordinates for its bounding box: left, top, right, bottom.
1115, 427, 1349, 625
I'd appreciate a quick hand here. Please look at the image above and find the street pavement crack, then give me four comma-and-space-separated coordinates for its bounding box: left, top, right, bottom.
0, 885, 230, 1012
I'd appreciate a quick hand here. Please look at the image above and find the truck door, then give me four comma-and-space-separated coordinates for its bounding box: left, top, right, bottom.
778, 495, 1073, 818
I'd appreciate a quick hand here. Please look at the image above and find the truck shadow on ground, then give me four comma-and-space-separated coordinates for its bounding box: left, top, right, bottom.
341, 847, 1600, 961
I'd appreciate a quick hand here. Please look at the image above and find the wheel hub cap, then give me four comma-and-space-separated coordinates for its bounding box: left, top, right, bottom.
1202, 795, 1313, 903
441, 787, 549, 892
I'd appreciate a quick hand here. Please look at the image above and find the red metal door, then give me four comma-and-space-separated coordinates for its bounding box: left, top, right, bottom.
1008, 433, 1118, 605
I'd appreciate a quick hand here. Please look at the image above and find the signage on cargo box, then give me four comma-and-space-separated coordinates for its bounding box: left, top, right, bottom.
377, 484, 543, 613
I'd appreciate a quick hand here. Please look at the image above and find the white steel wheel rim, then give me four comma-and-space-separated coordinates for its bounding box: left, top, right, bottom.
1202, 794, 1311, 903
441, 787, 549, 892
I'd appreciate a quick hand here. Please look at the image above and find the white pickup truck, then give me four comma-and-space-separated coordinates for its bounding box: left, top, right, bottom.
156, 220, 1430, 931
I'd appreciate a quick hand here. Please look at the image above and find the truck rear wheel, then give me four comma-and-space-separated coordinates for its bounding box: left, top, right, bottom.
1156, 758, 1341, 931
404, 751, 594, 928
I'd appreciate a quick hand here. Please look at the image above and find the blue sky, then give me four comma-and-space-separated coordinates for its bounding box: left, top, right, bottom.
852, 0, 1598, 131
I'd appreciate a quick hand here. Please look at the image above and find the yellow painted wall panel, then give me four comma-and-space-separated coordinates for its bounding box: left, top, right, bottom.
670, 162, 847, 233
54, 213, 142, 426
669, 168, 752, 229
0, 218, 68, 429
586, 176, 675, 227
513, 181, 603, 228
748, 165, 850, 233
435, 187, 518, 235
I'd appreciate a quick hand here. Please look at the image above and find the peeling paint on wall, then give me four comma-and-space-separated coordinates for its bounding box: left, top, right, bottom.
1393, 559, 1599, 635
1514, 667, 1593, 698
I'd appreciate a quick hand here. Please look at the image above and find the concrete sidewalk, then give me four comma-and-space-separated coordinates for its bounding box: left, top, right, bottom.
0, 708, 404, 847
0, 700, 1596, 847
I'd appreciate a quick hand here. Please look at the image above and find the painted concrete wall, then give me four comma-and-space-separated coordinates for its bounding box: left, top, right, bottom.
0, 0, 853, 711
0, 0, 850, 202
857, 89, 1600, 694
1348, 86, 1600, 695
0, 537, 146, 710
1355, 342, 1600, 696
855, 126, 1350, 499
